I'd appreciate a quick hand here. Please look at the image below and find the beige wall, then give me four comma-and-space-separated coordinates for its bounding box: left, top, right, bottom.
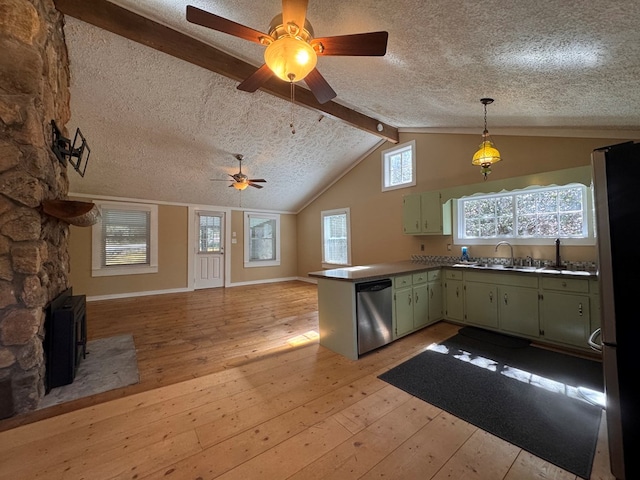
69, 202, 189, 297
297, 132, 633, 277
229, 210, 298, 284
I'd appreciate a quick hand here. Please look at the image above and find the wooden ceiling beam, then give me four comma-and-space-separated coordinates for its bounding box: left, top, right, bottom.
53, 0, 399, 143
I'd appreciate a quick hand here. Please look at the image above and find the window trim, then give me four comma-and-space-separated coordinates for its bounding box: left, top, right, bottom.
244, 212, 281, 268
454, 183, 595, 246
381, 140, 416, 192
91, 201, 158, 277
321, 207, 352, 268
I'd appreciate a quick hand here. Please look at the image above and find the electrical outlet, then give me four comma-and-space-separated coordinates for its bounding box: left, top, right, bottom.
447, 244, 452, 251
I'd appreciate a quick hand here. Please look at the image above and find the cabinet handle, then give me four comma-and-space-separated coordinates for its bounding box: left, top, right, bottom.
562, 281, 567, 287
456, 287, 459, 298
415, 293, 419, 304
408, 294, 412, 305
504, 293, 508, 305
578, 302, 583, 316
424, 220, 428, 229
489, 291, 493, 303
415, 220, 419, 229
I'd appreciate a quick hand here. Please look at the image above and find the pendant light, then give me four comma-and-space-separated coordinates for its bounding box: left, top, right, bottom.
472, 98, 502, 180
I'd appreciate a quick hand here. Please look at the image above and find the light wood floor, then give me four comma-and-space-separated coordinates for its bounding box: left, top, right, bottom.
0, 281, 615, 479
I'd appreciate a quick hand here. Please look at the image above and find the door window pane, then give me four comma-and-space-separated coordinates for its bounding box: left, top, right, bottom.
198, 215, 221, 253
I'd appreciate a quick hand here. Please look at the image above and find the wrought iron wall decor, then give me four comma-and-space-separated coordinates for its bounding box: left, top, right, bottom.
51, 120, 91, 177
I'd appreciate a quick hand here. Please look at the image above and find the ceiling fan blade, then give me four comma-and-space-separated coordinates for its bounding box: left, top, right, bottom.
248, 179, 267, 182
304, 68, 337, 104
186, 5, 270, 45
237, 64, 275, 92
311, 31, 389, 56
248, 182, 264, 189
282, 0, 308, 32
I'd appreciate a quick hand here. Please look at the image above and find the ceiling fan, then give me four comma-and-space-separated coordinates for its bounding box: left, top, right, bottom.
186, 0, 389, 104
211, 154, 266, 191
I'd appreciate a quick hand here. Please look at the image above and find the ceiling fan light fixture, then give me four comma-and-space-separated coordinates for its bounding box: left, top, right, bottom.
264, 36, 317, 82
472, 98, 502, 179
232, 181, 249, 191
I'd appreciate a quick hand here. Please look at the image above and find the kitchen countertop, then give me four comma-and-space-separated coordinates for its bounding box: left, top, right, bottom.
308, 260, 597, 282
308, 261, 441, 282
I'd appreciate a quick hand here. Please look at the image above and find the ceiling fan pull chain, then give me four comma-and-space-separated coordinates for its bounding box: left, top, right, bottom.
290, 79, 296, 134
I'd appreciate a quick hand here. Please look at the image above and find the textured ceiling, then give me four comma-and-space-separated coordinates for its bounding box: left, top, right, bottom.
65, 0, 640, 212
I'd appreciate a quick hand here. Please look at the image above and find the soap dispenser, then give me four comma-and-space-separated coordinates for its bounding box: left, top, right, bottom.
461, 246, 470, 262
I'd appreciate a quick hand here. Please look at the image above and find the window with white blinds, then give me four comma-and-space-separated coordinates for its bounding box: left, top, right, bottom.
244, 212, 281, 267
92, 201, 158, 277
321, 208, 351, 267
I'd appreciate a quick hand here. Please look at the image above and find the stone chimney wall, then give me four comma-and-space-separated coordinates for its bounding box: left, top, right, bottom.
0, 0, 72, 416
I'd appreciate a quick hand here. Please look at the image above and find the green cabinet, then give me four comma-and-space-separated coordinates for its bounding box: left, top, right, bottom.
498, 284, 540, 338
393, 269, 441, 338
394, 286, 414, 337
402, 192, 444, 235
444, 269, 464, 322
428, 279, 443, 323
464, 281, 498, 328
402, 194, 421, 234
539, 276, 592, 348
420, 191, 442, 234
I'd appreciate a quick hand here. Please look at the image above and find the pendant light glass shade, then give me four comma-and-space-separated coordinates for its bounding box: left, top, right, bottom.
472, 98, 501, 179
264, 36, 317, 82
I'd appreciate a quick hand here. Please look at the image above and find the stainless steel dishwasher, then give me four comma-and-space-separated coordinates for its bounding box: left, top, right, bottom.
356, 279, 393, 355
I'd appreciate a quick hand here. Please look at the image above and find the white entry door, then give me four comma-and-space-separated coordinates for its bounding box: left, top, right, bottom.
194, 211, 224, 289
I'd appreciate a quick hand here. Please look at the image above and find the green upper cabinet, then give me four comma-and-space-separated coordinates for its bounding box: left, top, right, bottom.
420, 191, 442, 234
402, 193, 421, 234
402, 191, 445, 235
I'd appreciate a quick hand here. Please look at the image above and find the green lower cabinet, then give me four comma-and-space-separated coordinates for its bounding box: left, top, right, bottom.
394, 287, 414, 337
428, 281, 443, 324
540, 291, 591, 348
412, 283, 430, 328
444, 279, 464, 322
498, 285, 540, 338
464, 282, 498, 328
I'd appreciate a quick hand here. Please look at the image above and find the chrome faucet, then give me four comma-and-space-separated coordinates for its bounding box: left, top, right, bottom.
495, 241, 514, 267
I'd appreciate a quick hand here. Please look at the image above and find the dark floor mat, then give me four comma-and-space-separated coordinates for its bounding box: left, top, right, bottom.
379, 330, 603, 479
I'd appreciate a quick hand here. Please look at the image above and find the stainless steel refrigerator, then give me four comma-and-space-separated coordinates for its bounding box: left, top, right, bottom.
591, 141, 640, 480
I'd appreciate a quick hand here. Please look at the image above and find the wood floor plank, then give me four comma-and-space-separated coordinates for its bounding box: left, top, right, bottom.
0, 282, 616, 480
288, 396, 442, 480
359, 411, 478, 479
432, 429, 521, 480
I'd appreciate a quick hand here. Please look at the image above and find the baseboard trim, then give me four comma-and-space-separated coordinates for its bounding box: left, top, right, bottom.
226, 277, 300, 288
86, 287, 192, 302
86, 277, 316, 300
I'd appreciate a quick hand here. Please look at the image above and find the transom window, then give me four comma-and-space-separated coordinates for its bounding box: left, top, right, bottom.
321, 208, 351, 267
456, 184, 594, 245
381, 140, 416, 192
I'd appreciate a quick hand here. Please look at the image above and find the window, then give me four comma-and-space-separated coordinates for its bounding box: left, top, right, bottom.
382, 140, 416, 191
321, 208, 351, 267
91, 201, 158, 276
244, 212, 280, 267
198, 214, 222, 253
456, 184, 594, 245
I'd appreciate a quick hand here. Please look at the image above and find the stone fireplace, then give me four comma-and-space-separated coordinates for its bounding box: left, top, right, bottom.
0, 0, 72, 416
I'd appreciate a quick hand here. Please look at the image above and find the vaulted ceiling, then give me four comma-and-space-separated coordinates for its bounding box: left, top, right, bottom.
60, 0, 640, 212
